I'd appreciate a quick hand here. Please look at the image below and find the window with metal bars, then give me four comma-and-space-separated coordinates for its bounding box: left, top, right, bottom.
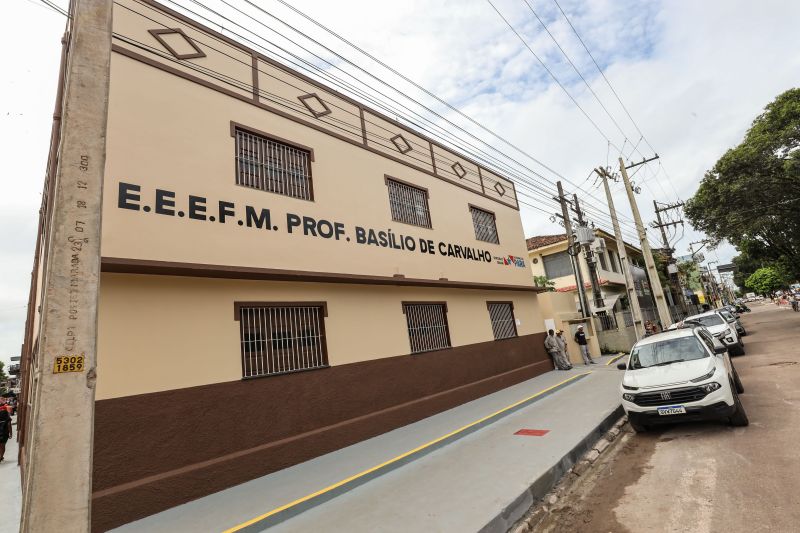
608, 250, 619, 273
237, 304, 328, 378
235, 128, 313, 200
597, 251, 609, 271
470, 206, 499, 244
487, 302, 517, 340
403, 303, 451, 353
385, 177, 431, 228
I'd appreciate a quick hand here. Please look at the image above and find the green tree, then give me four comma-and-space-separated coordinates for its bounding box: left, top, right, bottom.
533, 275, 556, 291
678, 260, 703, 292
685, 88, 800, 280
745, 266, 785, 295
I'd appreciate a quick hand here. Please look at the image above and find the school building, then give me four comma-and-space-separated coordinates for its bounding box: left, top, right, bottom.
18, 0, 550, 529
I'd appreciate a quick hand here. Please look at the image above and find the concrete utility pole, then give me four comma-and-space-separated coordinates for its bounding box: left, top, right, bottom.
572, 194, 605, 310
595, 167, 643, 339
652, 201, 688, 314
556, 181, 590, 317
618, 156, 672, 329
707, 261, 721, 306
20, 1, 112, 531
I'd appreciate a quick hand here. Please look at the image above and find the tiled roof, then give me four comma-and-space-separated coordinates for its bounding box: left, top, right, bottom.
525, 234, 568, 251
526, 229, 642, 254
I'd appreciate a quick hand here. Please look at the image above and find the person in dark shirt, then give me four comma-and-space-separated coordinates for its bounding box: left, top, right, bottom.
0, 409, 11, 462
573, 325, 596, 365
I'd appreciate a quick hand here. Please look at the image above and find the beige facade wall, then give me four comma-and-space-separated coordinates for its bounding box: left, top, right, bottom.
92, 0, 547, 403
106, 0, 528, 289
96, 273, 543, 400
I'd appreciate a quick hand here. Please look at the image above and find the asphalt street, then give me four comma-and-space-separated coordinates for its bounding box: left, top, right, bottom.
532, 301, 800, 533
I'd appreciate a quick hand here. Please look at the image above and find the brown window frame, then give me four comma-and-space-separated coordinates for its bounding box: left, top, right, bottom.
401, 301, 452, 354
469, 204, 500, 244
234, 301, 329, 379
486, 301, 518, 340
385, 175, 433, 229
231, 122, 315, 201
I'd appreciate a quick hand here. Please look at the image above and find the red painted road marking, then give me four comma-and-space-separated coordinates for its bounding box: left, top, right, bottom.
514, 429, 550, 437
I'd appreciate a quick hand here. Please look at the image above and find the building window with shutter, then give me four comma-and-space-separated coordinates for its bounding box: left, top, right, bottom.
234, 127, 313, 201
470, 205, 499, 244
385, 176, 432, 228
609, 250, 619, 273
236, 303, 328, 378
543, 251, 573, 279
597, 251, 608, 271
402, 302, 451, 353
487, 302, 517, 340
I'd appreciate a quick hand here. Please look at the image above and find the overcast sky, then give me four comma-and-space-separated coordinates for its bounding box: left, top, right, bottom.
2, 0, 799, 369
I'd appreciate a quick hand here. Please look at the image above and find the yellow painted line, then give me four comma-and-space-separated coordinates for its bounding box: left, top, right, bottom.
606, 353, 627, 366
223, 371, 592, 533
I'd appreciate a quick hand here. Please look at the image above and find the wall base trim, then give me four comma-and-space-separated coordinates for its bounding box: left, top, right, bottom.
101, 257, 542, 292
92, 333, 549, 531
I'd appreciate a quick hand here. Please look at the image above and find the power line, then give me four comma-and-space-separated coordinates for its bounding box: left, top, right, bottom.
552, 0, 682, 202
117, 0, 648, 243
520, 0, 647, 162
485, 0, 624, 154
157, 0, 643, 234
260, 0, 632, 213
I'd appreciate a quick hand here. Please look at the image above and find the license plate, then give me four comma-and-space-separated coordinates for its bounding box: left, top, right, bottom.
657, 405, 686, 416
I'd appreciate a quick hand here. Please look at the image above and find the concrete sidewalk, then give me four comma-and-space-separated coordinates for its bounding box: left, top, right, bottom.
0, 416, 22, 533
115, 357, 623, 533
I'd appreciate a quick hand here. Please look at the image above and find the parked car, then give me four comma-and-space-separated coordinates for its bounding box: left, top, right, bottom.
617, 327, 748, 432
683, 311, 745, 355
720, 309, 747, 337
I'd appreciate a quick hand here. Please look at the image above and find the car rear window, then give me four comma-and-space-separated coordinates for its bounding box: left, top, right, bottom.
689, 314, 724, 327
629, 336, 709, 369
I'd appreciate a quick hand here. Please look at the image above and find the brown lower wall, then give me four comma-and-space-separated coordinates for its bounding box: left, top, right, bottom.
92, 332, 549, 531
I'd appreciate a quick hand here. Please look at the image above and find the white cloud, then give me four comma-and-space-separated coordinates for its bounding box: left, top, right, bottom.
2, 0, 799, 366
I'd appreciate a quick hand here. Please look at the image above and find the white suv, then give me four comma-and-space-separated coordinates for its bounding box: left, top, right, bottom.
618, 327, 748, 432
683, 311, 745, 356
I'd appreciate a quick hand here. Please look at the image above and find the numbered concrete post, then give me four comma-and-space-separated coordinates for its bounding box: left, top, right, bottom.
20, 1, 112, 531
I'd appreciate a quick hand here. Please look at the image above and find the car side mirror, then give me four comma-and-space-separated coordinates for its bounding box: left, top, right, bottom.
714, 345, 727, 355
616, 363, 627, 370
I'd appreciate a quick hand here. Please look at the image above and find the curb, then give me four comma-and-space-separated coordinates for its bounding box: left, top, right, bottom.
478, 404, 625, 533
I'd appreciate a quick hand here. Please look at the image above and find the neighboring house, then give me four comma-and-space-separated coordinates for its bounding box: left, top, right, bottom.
526, 230, 650, 316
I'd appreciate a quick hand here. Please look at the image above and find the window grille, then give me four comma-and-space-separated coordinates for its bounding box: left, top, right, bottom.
597, 251, 608, 271
543, 251, 573, 279
238, 304, 327, 378
386, 178, 431, 228
609, 250, 619, 273
596, 311, 618, 331
403, 303, 450, 353
235, 128, 313, 201
470, 206, 499, 244
488, 302, 517, 339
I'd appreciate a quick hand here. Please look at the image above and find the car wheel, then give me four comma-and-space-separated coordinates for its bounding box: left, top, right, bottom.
729, 386, 749, 427
732, 367, 744, 394
731, 342, 746, 356
740, 328, 748, 337
629, 419, 649, 432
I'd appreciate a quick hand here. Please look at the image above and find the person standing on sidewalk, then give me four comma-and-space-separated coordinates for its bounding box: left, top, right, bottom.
544, 329, 570, 370
0, 409, 11, 462
555, 330, 573, 370
574, 325, 596, 365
